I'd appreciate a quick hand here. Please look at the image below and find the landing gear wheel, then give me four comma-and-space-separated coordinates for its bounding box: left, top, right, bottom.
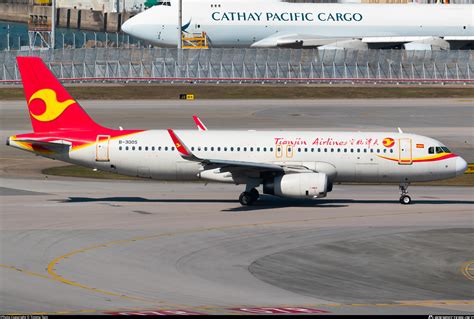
249, 188, 259, 201
400, 195, 412, 205
239, 192, 255, 206
398, 182, 412, 205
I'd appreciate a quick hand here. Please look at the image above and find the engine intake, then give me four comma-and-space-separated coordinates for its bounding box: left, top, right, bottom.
264, 173, 330, 199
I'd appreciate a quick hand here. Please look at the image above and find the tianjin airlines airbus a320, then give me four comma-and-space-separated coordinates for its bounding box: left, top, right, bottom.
7, 57, 467, 205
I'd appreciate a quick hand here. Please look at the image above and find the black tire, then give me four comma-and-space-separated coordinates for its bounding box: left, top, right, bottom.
239, 192, 254, 206
400, 195, 412, 205
249, 188, 259, 201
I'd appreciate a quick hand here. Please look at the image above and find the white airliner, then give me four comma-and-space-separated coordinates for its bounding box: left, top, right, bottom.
121, 0, 473, 50
8, 57, 468, 205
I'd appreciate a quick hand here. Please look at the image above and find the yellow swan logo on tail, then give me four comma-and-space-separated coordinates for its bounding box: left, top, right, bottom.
28, 89, 76, 122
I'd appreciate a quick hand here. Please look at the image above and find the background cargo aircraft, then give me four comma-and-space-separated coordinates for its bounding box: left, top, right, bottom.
8, 57, 467, 205
121, 0, 473, 50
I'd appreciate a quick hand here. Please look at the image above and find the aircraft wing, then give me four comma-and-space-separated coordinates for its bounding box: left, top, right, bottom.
167, 129, 284, 173
251, 33, 464, 49
192, 115, 208, 131
250, 33, 347, 48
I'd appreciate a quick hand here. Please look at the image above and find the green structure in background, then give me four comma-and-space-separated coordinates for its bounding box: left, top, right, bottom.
144, 0, 159, 8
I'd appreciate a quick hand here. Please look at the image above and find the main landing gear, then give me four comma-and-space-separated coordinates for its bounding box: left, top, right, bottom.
239, 188, 259, 206
399, 183, 412, 205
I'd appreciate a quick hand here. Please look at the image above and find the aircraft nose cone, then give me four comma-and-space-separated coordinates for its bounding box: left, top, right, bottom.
455, 157, 468, 176
121, 18, 135, 36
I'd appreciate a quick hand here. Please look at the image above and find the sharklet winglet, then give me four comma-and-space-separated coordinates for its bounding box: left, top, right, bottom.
167, 129, 200, 162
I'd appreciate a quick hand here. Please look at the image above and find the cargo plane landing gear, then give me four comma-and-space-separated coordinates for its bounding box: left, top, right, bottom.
239, 188, 259, 206
399, 183, 412, 205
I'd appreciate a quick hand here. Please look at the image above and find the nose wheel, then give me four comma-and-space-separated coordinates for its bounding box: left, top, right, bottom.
399, 183, 412, 205
239, 188, 259, 206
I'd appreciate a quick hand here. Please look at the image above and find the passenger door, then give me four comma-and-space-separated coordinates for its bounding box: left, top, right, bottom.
398, 138, 412, 165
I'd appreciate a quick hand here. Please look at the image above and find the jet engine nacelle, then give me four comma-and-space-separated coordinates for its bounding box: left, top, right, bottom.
264, 173, 330, 199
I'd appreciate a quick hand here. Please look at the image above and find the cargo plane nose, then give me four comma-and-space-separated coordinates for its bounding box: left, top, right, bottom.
121, 18, 136, 36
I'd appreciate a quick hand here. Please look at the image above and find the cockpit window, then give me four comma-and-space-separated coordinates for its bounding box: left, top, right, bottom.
428, 146, 434, 154
157, 1, 171, 6
441, 147, 451, 153
435, 147, 444, 154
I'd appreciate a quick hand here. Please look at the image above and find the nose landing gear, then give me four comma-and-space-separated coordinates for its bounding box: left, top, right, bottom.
239, 188, 260, 206
399, 183, 412, 205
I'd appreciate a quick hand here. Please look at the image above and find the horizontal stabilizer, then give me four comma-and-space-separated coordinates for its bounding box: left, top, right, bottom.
11, 138, 71, 152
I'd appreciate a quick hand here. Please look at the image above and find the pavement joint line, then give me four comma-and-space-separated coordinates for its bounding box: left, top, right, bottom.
45, 210, 474, 306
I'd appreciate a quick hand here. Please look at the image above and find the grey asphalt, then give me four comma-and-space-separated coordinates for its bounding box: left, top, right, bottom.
0, 98, 473, 315
0, 177, 473, 315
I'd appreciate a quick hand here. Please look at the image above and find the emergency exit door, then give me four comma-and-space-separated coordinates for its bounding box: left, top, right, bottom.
398, 138, 412, 165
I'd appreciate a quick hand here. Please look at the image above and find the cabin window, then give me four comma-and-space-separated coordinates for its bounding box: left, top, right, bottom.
270, 147, 273, 152
231, 147, 234, 151
211, 147, 214, 151
250, 147, 254, 152
244, 147, 247, 152
331, 148, 334, 153
217, 147, 221, 151
191, 147, 195, 151
224, 147, 227, 151
119, 146, 122, 151
263, 147, 267, 152
138, 146, 142, 151
125, 146, 129, 151
132, 146, 136, 151
237, 147, 241, 151
165, 147, 168, 151
152, 146, 155, 151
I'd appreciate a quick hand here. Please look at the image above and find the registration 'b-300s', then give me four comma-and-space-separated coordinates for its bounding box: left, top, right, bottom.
8, 57, 467, 206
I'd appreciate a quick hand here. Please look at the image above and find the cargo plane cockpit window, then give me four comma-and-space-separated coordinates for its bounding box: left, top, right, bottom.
157, 1, 171, 6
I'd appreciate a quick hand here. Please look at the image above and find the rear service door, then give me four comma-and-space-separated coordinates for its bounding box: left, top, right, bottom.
96, 135, 111, 162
